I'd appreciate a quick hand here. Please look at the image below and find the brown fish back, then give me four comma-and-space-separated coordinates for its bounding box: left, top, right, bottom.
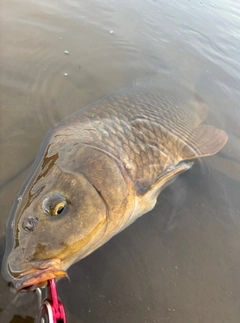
53, 86, 227, 193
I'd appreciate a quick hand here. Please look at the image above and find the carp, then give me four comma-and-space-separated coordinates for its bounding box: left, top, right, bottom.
1, 79, 227, 291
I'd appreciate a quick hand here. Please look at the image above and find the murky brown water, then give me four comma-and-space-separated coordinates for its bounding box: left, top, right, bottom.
0, 0, 240, 322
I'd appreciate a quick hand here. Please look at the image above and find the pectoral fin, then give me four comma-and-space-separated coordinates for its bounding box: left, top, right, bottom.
145, 162, 193, 197
128, 162, 193, 228
182, 124, 228, 160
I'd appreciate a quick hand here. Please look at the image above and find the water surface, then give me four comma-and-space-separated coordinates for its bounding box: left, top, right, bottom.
0, 0, 240, 322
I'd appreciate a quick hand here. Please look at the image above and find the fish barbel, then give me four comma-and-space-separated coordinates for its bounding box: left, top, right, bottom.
1, 79, 227, 291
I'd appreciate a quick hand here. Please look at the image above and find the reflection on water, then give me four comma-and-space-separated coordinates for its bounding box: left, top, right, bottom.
0, 0, 240, 322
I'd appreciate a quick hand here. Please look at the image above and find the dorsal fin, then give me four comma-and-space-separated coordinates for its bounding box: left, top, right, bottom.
188, 94, 209, 126
181, 124, 228, 160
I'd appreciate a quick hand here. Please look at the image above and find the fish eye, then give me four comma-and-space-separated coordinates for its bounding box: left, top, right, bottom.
42, 193, 68, 217
54, 202, 65, 216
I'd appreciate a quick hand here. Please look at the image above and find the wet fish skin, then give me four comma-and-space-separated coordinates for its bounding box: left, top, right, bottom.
1, 81, 228, 291
53, 87, 211, 191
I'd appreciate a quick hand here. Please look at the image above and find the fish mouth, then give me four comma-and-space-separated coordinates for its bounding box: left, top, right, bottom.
9, 258, 67, 292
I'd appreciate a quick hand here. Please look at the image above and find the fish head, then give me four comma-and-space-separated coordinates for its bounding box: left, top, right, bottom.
2, 135, 130, 292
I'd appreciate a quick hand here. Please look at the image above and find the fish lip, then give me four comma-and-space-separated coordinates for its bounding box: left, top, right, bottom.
9, 258, 67, 292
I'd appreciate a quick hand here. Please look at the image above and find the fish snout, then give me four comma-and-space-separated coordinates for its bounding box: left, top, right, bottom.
5, 250, 66, 292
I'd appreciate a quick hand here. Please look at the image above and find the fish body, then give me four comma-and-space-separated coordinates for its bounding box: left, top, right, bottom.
2, 80, 227, 291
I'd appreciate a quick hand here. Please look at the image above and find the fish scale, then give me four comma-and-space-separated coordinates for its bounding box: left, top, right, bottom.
51, 88, 207, 190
